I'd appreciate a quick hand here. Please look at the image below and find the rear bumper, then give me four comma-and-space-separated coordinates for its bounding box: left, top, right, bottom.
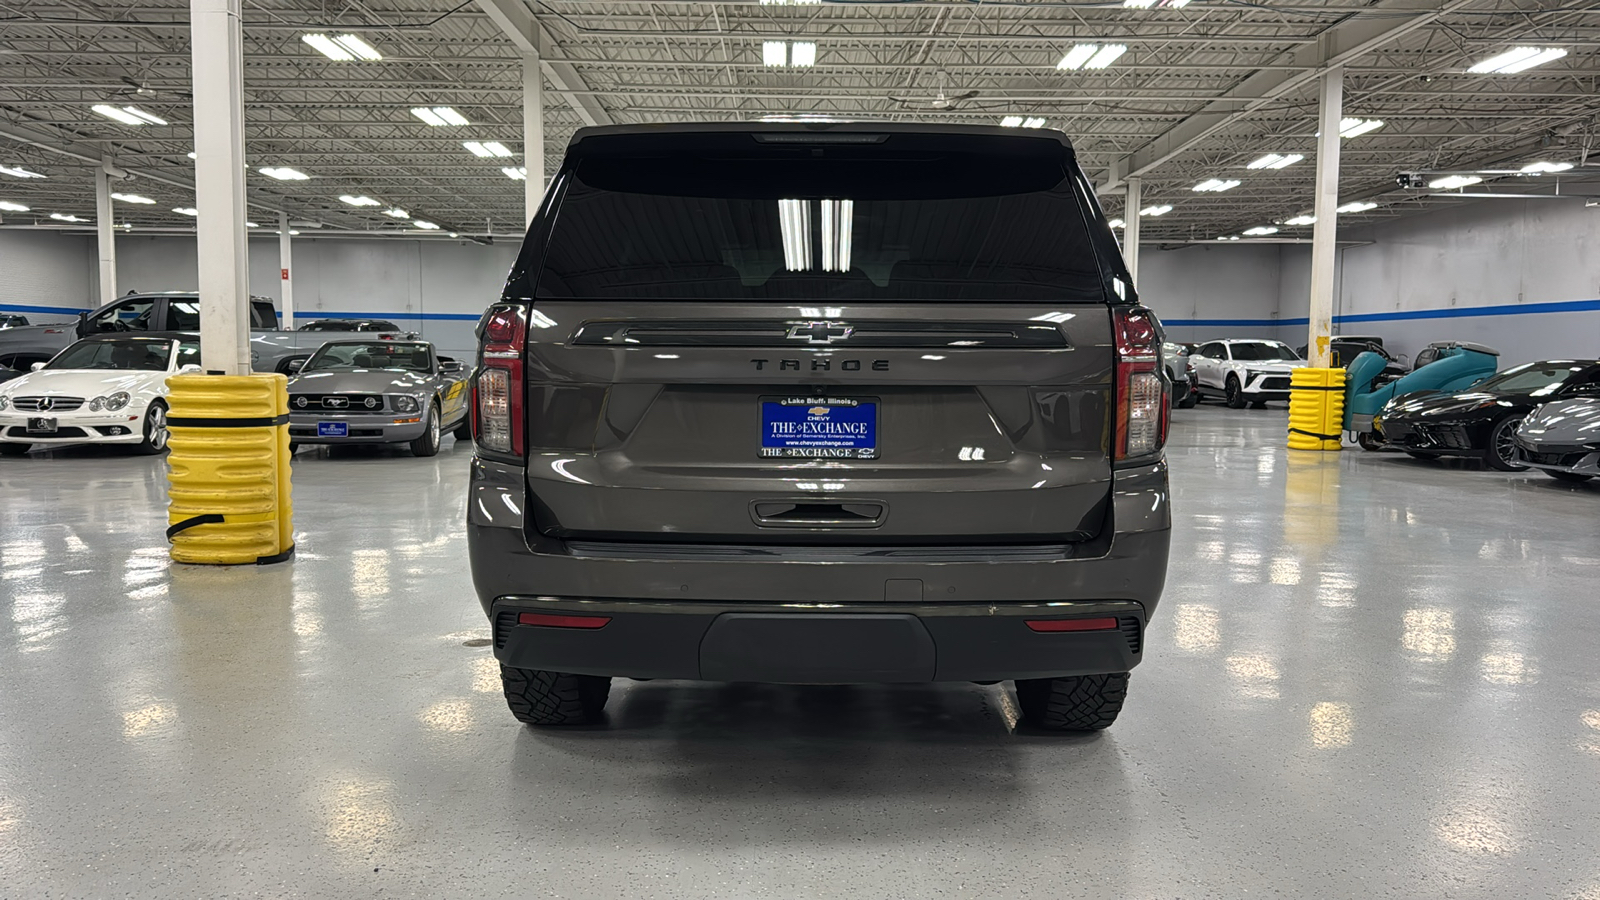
467, 457, 1170, 682
288, 413, 426, 444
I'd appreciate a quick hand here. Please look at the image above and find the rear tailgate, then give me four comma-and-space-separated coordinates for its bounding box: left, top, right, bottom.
523, 301, 1113, 543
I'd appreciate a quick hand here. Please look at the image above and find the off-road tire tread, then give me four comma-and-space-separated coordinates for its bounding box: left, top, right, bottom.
1014, 672, 1129, 731
501, 665, 611, 726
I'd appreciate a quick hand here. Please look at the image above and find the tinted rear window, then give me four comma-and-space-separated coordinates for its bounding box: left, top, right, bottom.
532, 141, 1108, 302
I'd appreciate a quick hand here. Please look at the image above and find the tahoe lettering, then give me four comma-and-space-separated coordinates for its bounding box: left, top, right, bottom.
751, 358, 889, 371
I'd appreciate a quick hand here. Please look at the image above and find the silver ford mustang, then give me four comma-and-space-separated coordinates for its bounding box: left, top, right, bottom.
1515, 396, 1600, 483
286, 340, 469, 457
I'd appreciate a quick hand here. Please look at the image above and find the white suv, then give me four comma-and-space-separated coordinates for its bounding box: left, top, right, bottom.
1189, 339, 1306, 408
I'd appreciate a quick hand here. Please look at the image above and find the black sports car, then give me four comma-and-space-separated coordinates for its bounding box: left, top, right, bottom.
1375, 359, 1600, 470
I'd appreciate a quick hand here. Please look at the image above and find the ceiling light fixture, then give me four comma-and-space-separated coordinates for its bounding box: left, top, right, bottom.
339, 195, 381, 207
778, 199, 813, 272
1085, 45, 1128, 69
1192, 179, 1241, 193
502, 167, 528, 180
1000, 116, 1047, 128
258, 167, 310, 181
412, 106, 468, 127
414, 220, 441, 230
1139, 204, 1172, 217
92, 104, 167, 126
172, 207, 199, 216
1243, 226, 1279, 236
0, 165, 45, 179
760, 0, 821, 5
1124, 0, 1190, 6
463, 141, 513, 158
49, 213, 87, 223
1468, 46, 1566, 75
790, 42, 817, 67
0, 200, 30, 212
1108, 218, 1126, 229
1247, 153, 1303, 170
1429, 175, 1482, 190
763, 41, 787, 67
1339, 117, 1384, 138
1336, 201, 1378, 214
247, 222, 259, 228
110, 192, 155, 204
1057, 44, 1099, 70
1520, 161, 1573, 173
1284, 214, 1317, 226
383, 208, 410, 219
302, 33, 382, 61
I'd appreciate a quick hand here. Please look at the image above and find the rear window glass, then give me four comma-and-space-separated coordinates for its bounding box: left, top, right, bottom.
533, 146, 1107, 302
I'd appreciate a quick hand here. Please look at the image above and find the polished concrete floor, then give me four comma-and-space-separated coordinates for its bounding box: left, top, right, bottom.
2, 411, 1599, 899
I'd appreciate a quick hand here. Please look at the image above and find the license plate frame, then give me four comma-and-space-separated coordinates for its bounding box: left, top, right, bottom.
26, 417, 58, 434
317, 421, 349, 438
760, 396, 878, 459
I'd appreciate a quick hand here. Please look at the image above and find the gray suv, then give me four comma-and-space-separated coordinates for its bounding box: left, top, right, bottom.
467, 123, 1172, 731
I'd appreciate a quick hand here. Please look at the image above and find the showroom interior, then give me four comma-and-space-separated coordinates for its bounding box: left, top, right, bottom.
2, 1, 1600, 897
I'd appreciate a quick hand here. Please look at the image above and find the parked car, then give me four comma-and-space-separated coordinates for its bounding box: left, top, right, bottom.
286, 340, 468, 457
1375, 359, 1600, 470
1345, 342, 1500, 450
297, 319, 402, 333
0, 335, 199, 456
468, 122, 1171, 732
0, 314, 29, 328
1163, 341, 1198, 408
1513, 398, 1600, 482
1189, 339, 1307, 408
0, 292, 414, 374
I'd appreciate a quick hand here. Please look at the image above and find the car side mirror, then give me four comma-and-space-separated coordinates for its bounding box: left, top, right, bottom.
284, 359, 306, 374
74, 311, 90, 338
439, 359, 463, 374
178, 364, 203, 374
31, 361, 47, 372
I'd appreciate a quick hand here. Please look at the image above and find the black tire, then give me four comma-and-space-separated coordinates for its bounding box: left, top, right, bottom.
288, 442, 299, 454
134, 401, 169, 455
1178, 391, 1198, 409
1357, 431, 1385, 451
453, 419, 472, 441
1405, 450, 1441, 460
500, 665, 611, 726
1544, 470, 1594, 483
1013, 672, 1129, 732
410, 401, 441, 457
1483, 416, 1527, 472
0, 442, 29, 457
1225, 376, 1246, 409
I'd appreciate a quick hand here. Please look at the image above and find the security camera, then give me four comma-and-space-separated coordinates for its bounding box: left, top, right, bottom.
1396, 172, 1428, 189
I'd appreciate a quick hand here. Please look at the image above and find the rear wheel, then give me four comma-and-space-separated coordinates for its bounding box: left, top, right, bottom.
1225, 376, 1246, 409
1357, 431, 1385, 451
1178, 390, 1198, 409
0, 442, 29, 457
410, 401, 441, 457
1483, 415, 1527, 472
500, 665, 612, 725
134, 402, 169, 455
1014, 672, 1129, 732
1544, 470, 1594, 483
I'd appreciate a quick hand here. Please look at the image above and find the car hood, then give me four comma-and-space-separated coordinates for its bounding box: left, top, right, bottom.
288, 369, 432, 394
1519, 397, 1600, 444
1385, 390, 1536, 420
0, 368, 169, 398
1238, 360, 1308, 372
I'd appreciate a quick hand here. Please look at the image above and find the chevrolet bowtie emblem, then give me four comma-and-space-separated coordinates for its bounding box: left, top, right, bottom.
786, 321, 854, 344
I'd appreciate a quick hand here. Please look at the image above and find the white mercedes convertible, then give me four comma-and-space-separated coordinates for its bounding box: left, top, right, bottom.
0, 335, 199, 456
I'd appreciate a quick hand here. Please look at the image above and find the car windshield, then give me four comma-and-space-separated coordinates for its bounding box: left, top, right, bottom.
533, 141, 1107, 302
1478, 362, 1586, 395
46, 339, 173, 371
304, 342, 432, 372
1229, 342, 1299, 362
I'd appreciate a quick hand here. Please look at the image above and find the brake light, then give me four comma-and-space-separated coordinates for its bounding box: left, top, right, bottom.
1026, 617, 1119, 633
475, 306, 526, 456
1113, 307, 1168, 460
517, 612, 611, 629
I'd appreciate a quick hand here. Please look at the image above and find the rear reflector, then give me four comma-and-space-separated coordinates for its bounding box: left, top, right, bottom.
1026, 617, 1119, 633
517, 612, 612, 629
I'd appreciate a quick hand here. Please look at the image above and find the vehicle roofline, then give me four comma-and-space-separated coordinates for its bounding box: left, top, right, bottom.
567, 121, 1076, 152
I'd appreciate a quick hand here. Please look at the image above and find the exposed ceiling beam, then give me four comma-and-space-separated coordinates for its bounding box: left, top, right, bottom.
472, 0, 613, 128
1100, 0, 1478, 192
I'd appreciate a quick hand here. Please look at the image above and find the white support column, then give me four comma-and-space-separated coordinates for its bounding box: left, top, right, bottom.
278, 211, 294, 330
1306, 66, 1343, 369
1123, 176, 1142, 287
190, 0, 252, 375
522, 48, 545, 225
95, 162, 117, 305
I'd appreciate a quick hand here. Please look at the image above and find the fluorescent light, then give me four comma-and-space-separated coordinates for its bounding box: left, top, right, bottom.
1468, 46, 1565, 74
1336, 201, 1377, 213
172, 207, 199, 216
0, 200, 30, 212
49, 213, 87, 223
502, 167, 527, 180
1521, 161, 1573, 173
334, 35, 382, 61
1242, 226, 1278, 236
247, 222, 259, 228
110, 193, 155, 204
465, 141, 516, 159
1023, 117, 1046, 128
1339, 118, 1384, 138
1108, 218, 1125, 229
790, 42, 816, 67
1139, 204, 1172, 217
303, 34, 352, 60
1085, 44, 1127, 69
1192, 179, 1241, 192
1000, 116, 1024, 127
778, 199, 812, 271
122, 107, 167, 125
483, 141, 512, 158
1284, 214, 1317, 226
92, 104, 148, 126
0, 165, 45, 179
186, 151, 197, 160
303, 33, 381, 61
1057, 44, 1099, 70
1429, 175, 1482, 190
1247, 153, 1303, 170
339, 195, 381, 207
412, 106, 468, 127
764, 41, 787, 67
258, 167, 310, 181
821, 199, 852, 273
383, 208, 410, 219
414, 220, 441, 230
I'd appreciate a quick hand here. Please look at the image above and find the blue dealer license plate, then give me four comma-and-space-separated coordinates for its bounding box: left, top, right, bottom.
317, 422, 349, 438
761, 398, 877, 459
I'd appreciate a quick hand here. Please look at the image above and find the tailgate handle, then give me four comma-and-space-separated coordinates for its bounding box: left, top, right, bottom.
751, 500, 885, 528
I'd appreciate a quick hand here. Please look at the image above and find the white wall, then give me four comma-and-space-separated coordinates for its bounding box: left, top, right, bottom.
0, 230, 95, 322
1136, 244, 1285, 343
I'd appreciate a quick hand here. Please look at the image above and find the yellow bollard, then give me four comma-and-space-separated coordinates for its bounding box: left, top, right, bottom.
1287, 367, 1346, 451
164, 373, 295, 565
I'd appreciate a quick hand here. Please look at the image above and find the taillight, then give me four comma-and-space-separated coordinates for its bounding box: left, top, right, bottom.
1113, 307, 1168, 460
474, 306, 527, 457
